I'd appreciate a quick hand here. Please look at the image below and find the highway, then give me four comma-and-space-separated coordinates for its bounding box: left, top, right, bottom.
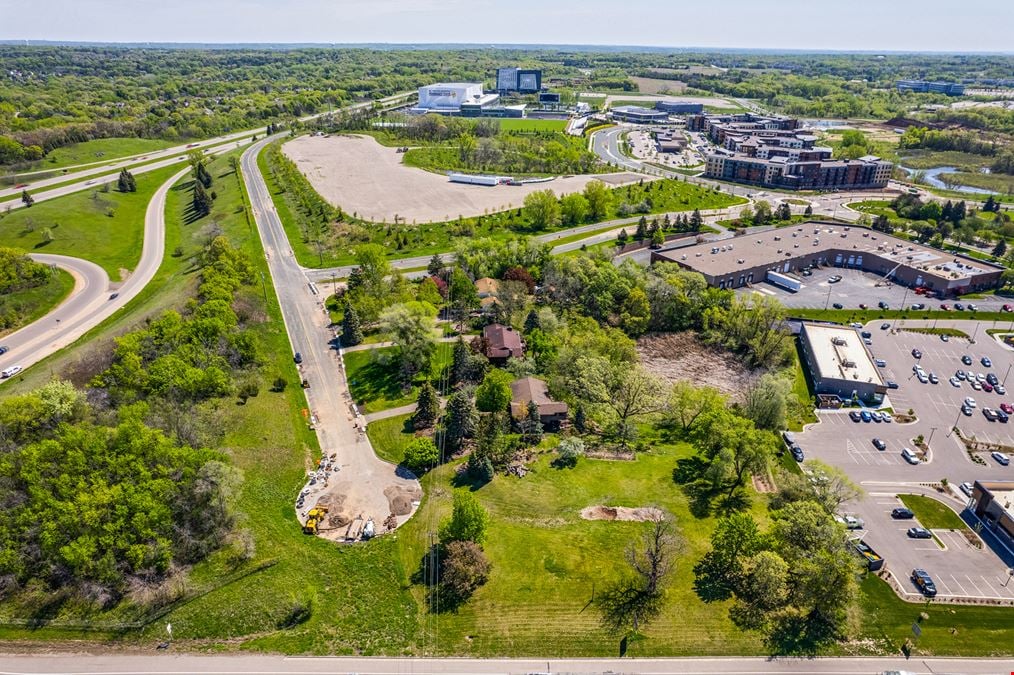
0, 653, 1004, 674
240, 136, 420, 538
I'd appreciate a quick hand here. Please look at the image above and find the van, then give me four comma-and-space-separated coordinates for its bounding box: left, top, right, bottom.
1, 365, 23, 379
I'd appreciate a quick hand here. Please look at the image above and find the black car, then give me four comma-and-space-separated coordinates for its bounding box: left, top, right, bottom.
912, 568, 938, 597
790, 445, 804, 462
880, 323, 891, 330
987, 373, 999, 386
872, 438, 887, 450
849, 410, 862, 422
912, 348, 922, 359
878, 301, 889, 309
961, 355, 973, 365
892, 507, 915, 519
886, 380, 899, 390
832, 303, 843, 309
907, 527, 933, 539
861, 331, 872, 338
0, 345, 7, 356
998, 409, 1010, 423
293, 352, 303, 364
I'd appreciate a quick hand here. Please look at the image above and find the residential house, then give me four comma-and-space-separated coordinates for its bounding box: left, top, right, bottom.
483, 323, 524, 362
510, 377, 569, 430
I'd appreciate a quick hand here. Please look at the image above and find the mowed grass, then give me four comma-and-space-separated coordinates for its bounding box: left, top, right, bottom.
0, 163, 185, 278
18, 137, 177, 174
388, 430, 774, 657
365, 413, 416, 465
897, 494, 968, 530
346, 345, 452, 414
0, 268, 74, 337
498, 118, 568, 132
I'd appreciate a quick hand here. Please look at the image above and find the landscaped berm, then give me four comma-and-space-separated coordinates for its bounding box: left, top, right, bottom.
282, 134, 641, 224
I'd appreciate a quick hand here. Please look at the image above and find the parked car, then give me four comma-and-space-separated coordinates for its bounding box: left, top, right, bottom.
967, 303, 978, 312
1003, 304, 1013, 312
912, 348, 922, 359
907, 527, 933, 539
892, 507, 915, 519
992, 451, 1010, 466
293, 352, 303, 364
984, 408, 997, 421
886, 380, 899, 390
861, 330, 872, 338
782, 431, 796, 446
982, 356, 992, 367
878, 301, 889, 309
956, 370, 967, 380
940, 334, 949, 342
849, 410, 862, 422
961, 355, 973, 365
955, 303, 965, 311
875, 359, 887, 367
997, 385, 1007, 395
880, 322, 891, 330
832, 303, 843, 309
790, 445, 805, 462
872, 438, 887, 450
882, 413, 893, 423
0, 366, 22, 379
984, 382, 995, 393
962, 405, 973, 416
901, 447, 920, 464
917, 372, 929, 384
838, 515, 865, 530
859, 303, 868, 309
1001, 403, 1014, 414
964, 397, 977, 408
960, 482, 974, 497
987, 373, 999, 386
828, 275, 842, 283
871, 411, 884, 422
971, 380, 982, 391
929, 373, 939, 384
912, 568, 938, 597
997, 409, 1009, 423
940, 303, 950, 311
861, 410, 872, 422
911, 303, 926, 310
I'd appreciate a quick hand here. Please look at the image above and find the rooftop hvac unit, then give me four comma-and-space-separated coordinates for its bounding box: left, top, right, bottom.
832, 337, 847, 346
843, 360, 856, 368
738, 258, 745, 264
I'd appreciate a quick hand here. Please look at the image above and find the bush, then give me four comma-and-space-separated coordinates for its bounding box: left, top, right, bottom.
403, 437, 440, 474
271, 376, 287, 392
440, 490, 489, 544
440, 540, 491, 605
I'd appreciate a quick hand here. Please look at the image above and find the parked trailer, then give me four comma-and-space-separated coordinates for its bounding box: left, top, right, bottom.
852, 539, 884, 571
766, 270, 801, 292
447, 172, 503, 187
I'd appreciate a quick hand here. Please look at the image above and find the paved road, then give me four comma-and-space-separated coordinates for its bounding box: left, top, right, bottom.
0, 653, 1005, 674
240, 136, 421, 539
0, 165, 189, 378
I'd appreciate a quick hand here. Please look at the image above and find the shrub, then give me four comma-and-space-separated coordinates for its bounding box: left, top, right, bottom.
403, 437, 440, 474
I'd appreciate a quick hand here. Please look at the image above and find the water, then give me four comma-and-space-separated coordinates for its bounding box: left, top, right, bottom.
899, 165, 996, 195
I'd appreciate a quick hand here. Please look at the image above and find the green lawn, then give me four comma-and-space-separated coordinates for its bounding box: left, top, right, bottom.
900, 327, 969, 338
17, 137, 178, 174
365, 413, 416, 465
897, 494, 968, 530
0, 268, 74, 337
498, 119, 568, 132
898, 150, 991, 172
789, 308, 1012, 324
939, 171, 1014, 195
0, 163, 185, 278
786, 342, 817, 432
346, 344, 454, 414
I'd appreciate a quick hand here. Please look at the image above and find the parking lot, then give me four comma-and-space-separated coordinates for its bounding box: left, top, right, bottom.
743, 265, 1014, 312
794, 320, 1014, 601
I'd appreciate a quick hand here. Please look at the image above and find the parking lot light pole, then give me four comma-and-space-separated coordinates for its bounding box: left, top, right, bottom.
1003, 568, 1014, 587
948, 409, 962, 436
1003, 363, 1013, 387
927, 427, 938, 448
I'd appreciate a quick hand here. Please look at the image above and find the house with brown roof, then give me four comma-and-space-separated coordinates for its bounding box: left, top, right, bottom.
510, 377, 569, 430
475, 277, 500, 298
482, 323, 523, 362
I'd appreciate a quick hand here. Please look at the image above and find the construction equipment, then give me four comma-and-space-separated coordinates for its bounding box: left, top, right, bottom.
302, 506, 329, 535
362, 518, 376, 540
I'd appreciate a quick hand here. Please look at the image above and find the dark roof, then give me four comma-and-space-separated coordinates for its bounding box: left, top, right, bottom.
483, 323, 524, 358
510, 377, 569, 418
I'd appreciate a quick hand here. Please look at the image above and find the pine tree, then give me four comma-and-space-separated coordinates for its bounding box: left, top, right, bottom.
197, 162, 213, 188
413, 381, 441, 431
523, 309, 541, 333
117, 168, 136, 192
953, 201, 967, 224
521, 400, 543, 445
942, 200, 953, 222
443, 389, 478, 452
451, 337, 471, 385
651, 227, 665, 248
340, 299, 363, 346
663, 213, 671, 230
993, 239, 1007, 258
574, 404, 587, 433
634, 216, 647, 241
428, 253, 444, 276
21, 190, 34, 207
804, 204, 813, 216
192, 181, 212, 217
617, 228, 629, 246
690, 209, 703, 229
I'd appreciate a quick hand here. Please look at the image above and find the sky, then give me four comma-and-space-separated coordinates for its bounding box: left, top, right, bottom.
3, 0, 1012, 53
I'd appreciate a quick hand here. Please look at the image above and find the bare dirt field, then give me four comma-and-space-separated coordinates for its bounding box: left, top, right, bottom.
580, 505, 664, 521
637, 332, 764, 404
581, 93, 741, 109
282, 134, 643, 224
630, 76, 688, 94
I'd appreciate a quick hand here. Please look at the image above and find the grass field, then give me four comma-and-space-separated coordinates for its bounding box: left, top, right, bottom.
0, 163, 185, 278
0, 268, 75, 337
365, 413, 416, 465
897, 494, 968, 530
939, 171, 1014, 195
898, 150, 991, 172
15, 137, 178, 174
346, 345, 453, 414
789, 307, 1012, 324
498, 119, 568, 132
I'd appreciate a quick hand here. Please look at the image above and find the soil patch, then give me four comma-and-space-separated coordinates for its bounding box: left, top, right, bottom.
637, 332, 764, 404
580, 505, 664, 521
385, 483, 423, 516
282, 134, 643, 224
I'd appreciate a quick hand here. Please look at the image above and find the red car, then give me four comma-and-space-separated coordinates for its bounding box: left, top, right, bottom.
940, 303, 950, 311
1001, 403, 1014, 415
983, 382, 994, 393
1003, 304, 1013, 313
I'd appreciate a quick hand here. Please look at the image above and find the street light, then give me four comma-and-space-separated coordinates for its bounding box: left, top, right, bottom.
927, 427, 938, 448
1003, 569, 1014, 588
948, 408, 962, 436
1003, 362, 1013, 387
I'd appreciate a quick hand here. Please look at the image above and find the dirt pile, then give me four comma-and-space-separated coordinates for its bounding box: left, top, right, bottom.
385, 484, 423, 516
580, 505, 664, 521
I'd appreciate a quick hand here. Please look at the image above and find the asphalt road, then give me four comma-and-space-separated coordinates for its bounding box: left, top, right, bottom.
240, 136, 420, 538
0, 165, 188, 378
0, 654, 1007, 674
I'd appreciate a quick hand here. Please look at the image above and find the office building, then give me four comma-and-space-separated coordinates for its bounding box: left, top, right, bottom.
897, 80, 966, 96
650, 221, 1004, 297
413, 83, 499, 115
799, 322, 886, 404
496, 67, 543, 93
610, 105, 669, 124
654, 100, 704, 115
969, 481, 1014, 549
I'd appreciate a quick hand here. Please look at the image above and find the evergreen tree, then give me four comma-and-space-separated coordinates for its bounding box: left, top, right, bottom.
523, 309, 541, 333
197, 162, 213, 188
993, 239, 1007, 258
451, 337, 472, 385
651, 226, 666, 248
804, 204, 813, 216
340, 298, 364, 346
521, 400, 543, 445
634, 216, 647, 241
428, 253, 444, 276
192, 181, 212, 217
663, 213, 671, 230
574, 403, 587, 433
690, 209, 703, 229
413, 381, 441, 431
617, 228, 629, 246
941, 200, 953, 222
952, 200, 967, 224
983, 196, 997, 213
443, 389, 478, 452
117, 168, 136, 192
21, 190, 33, 207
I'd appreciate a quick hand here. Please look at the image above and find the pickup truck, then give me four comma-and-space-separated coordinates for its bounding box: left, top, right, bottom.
852, 539, 884, 571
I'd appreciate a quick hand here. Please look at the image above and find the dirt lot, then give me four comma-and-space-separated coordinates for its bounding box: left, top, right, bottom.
630, 76, 687, 94
282, 134, 642, 224
637, 332, 764, 403
580, 505, 663, 521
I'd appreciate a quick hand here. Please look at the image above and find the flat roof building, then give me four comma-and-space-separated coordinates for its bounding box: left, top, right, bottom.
705, 152, 892, 191
969, 481, 1014, 550
611, 105, 669, 124
413, 83, 499, 115
497, 67, 543, 93
897, 80, 965, 96
650, 221, 1004, 297
654, 100, 704, 115
799, 322, 885, 403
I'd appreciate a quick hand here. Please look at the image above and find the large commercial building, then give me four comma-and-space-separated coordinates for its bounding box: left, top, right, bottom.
610, 105, 669, 124
969, 481, 1014, 550
654, 100, 704, 115
897, 80, 966, 96
650, 221, 1005, 297
496, 67, 543, 93
799, 322, 885, 404
412, 83, 500, 115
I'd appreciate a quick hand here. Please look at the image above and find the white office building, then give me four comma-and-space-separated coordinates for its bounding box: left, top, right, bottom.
413, 83, 499, 115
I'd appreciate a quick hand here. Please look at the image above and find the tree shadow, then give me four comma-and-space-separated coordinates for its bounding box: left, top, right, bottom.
33, 239, 53, 249
450, 466, 489, 491
764, 611, 839, 655
550, 456, 577, 470
691, 553, 734, 603
27, 590, 70, 628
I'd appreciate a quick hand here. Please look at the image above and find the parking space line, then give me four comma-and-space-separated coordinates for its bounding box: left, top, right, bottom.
964, 575, 986, 596
947, 574, 969, 595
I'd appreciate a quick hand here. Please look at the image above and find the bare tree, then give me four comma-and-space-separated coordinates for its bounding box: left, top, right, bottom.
599, 512, 682, 634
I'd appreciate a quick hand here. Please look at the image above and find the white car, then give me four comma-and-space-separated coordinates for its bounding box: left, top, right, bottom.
949, 377, 960, 387
960, 481, 974, 496
997, 385, 1007, 395
992, 452, 1010, 466
902, 447, 920, 465
964, 397, 977, 408
882, 413, 893, 423
0, 365, 22, 378
971, 380, 982, 391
